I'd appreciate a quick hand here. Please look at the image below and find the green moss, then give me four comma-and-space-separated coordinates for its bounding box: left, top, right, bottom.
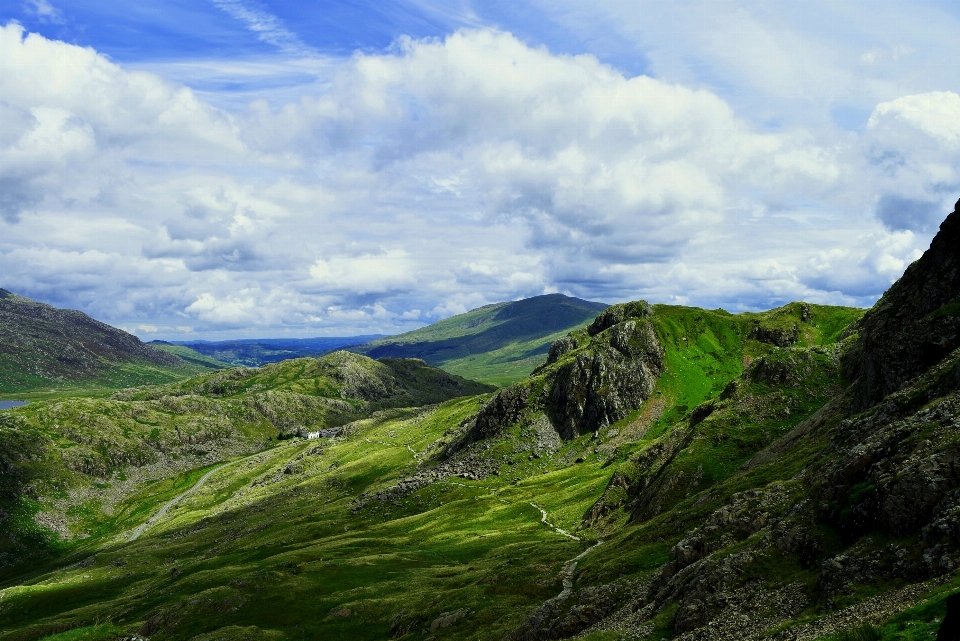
931, 300, 960, 319
39, 624, 125, 640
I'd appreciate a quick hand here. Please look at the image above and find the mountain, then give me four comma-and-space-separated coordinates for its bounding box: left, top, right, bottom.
3, 202, 960, 640
164, 335, 387, 367
353, 293, 609, 386
0, 290, 221, 395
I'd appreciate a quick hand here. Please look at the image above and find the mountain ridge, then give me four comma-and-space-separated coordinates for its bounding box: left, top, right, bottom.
0, 290, 218, 394
353, 293, 609, 386
161, 336, 387, 368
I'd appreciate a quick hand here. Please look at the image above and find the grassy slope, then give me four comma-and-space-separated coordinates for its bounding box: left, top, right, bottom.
0, 399, 616, 641
120, 351, 494, 408
0, 353, 493, 586
149, 344, 231, 371
354, 294, 608, 386
0, 292, 222, 397
0, 359, 220, 400
0, 301, 887, 641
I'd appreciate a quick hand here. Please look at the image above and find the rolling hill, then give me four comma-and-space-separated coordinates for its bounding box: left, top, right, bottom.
2, 203, 960, 640
353, 293, 608, 386
0, 291, 223, 396
0, 350, 493, 578
163, 336, 386, 368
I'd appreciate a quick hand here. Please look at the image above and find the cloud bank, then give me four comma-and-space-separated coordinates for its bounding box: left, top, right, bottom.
1, 21, 958, 338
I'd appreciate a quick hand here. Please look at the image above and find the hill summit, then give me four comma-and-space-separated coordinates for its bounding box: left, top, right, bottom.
354, 293, 608, 385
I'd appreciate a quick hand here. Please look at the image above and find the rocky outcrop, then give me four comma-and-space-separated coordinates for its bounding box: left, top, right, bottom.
453, 302, 664, 449
843, 198, 960, 412
470, 383, 533, 443
586, 301, 652, 336
544, 335, 580, 367
548, 317, 663, 439
749, 323, 800, 347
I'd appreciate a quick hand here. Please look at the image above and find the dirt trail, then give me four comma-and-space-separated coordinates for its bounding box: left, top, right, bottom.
530, 502, 580, 540
126, 442, 300, 543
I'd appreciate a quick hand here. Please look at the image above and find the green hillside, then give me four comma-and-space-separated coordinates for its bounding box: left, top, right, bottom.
149, 343, 232, 370
0, 300, 894, 641
0, 351, 493, 578
354, 293, 608, 386
162, 336, 386, 368
4, 203, 960, 641
0, 291, 221, 396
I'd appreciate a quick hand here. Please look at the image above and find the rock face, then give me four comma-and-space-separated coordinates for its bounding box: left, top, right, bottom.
505, 201, 960, 641
748, 323, 800, 348
843, 198, 960, 412
548, 315, 663, 439
454, 302, 664, 448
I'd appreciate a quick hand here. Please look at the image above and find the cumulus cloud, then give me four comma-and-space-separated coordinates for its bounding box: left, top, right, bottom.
0, 22, 955, 338
863, 91, 960, 233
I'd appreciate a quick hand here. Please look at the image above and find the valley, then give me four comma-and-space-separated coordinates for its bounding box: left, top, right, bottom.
1, 205, 959, 640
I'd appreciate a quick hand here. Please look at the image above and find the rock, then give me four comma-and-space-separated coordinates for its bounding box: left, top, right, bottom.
429, 608, 470, 632
749, 323, 800, 347
938, 592, 960, 641
548, 318, 663, 439
544, 335, 579, 367
843, 198, 960, 412
453, 309, 663, 449
587, 301, 653, 336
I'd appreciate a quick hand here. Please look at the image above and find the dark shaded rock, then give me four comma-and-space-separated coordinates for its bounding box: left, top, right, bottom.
749, 323, 800, 347
544, 335, 579, 367
471, 383, 532, 442
549, 318, 663, 439
689, 401, 715, 427
844, 198, 960, 412
505, 584, 621, 641
938, 592, 960, 641
746, 350, 816, 387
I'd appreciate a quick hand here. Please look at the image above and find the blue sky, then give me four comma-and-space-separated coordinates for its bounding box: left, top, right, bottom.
5, 1, 638, 69
3, 1, 960, 338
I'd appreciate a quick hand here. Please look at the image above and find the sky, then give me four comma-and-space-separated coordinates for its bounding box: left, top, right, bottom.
2, 1, 960, 339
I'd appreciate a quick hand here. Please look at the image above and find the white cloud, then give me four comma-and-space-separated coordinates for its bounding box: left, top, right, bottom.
25, 0, 63, 24
211, 0, 313, 57
0, 22, 955, 337
862, 91, 960, 232
310, 250, 417, 295
869, 91, 960, 145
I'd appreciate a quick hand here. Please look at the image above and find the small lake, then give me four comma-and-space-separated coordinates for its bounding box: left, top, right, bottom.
0, 401, 28, 410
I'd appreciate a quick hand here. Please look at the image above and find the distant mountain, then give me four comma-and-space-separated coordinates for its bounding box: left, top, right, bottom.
149, 342, 233, 369
0, 290, 219, 394
165, 335, 386, 367
353, 293, 608, 385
